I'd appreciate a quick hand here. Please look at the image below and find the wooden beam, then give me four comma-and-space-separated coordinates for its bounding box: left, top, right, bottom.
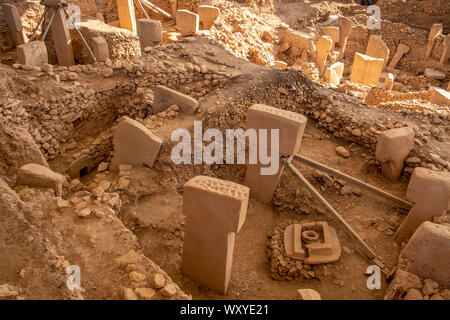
116, 0, 137, 32
139, 0, 172, 19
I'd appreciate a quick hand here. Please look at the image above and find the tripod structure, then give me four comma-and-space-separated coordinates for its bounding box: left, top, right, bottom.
29, 0, 96, 64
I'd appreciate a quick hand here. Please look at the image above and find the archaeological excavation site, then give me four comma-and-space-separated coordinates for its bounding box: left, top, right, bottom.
0, 0, 449, 304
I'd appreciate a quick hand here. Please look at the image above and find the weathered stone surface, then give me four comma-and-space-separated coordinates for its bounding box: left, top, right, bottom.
316, 35, 333, 75
153, 85, 198, 114
48, 7, 75, 66
176, 10, 199, 36
279, 29, 315, 57
335, 146, 350, 158
110, 117, 162, 170
0, 283, 18, 298
403, 288, 424, 300
297, 288, 321, 300
135, 287, 155, 300
401, 222, 450, 286
350, 52, 384, 87
0, 120, 49, 176
181, 176, 249, 294
430, 87, 450, 106
384, 73, 394, 91
365, 35, 390, 69
198, 5, 220, 30
425, 23, 443, 58
0, 178, 75, 299
92, 36, 109, 62
151, 273, 166, 289
422, 279, 439, 296
137, 19, 162, 51
244, 104, 307, 203
274, 60, 287, 69
375, 127, 414, 180
2, 4, 25, 46
384, 269, 423, 300
320, 26, 339, 51
338, 16, 352, 59
17, 163, 65, 197
123, 288, 138, 300
325, 62, 344, 85
16, 41, 48, 66
284, 221, 341, 264
424, 68, 445, 80
395, 168, 450, 241
68, 155, 95, 179
440, 34, 450, 65
388, 43, 410, 68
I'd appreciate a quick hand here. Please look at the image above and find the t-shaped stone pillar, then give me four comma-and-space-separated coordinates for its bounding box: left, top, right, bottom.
365, 35, 390, 70
425, 23, 443, 58
320, 26, 339, 52
395, 168, 450, 242
375, 127, 414, 180
316, 35, 333, 75
2, 4, 25, 46
350, 52, 384, 87
244, 104, 307, 204
48, 6, 75, 66
388, 43, 410, 69
440, 34, 450, 65
198, 5, 220, 30
325, 62, 344, 85
176, 10, 199, 36
137, 19, 162, 52
181, 176, 249, 294
338, 17, 352, 59
110, 116, 163, 170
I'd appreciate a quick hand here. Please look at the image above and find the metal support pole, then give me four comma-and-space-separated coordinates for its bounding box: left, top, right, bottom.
135, 0, 151, 20
62, 7, 97, 62
28, 6, 48, 42
293, 154, 413, 209
281, 157, 380, 263
41, 8, 56, 41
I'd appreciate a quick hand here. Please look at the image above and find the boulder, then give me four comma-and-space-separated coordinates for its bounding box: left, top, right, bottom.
0, 120, 48, 177
17, 163, 65, 197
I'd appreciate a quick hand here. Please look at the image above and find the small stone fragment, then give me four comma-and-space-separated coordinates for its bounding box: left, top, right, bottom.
335, 146, 350, 158
160, 283, 177, 297
297, 288, 321, 300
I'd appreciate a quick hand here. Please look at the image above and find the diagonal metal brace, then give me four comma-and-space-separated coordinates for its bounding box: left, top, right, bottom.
281, 157, 388, 273
293, 154, 413, 209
